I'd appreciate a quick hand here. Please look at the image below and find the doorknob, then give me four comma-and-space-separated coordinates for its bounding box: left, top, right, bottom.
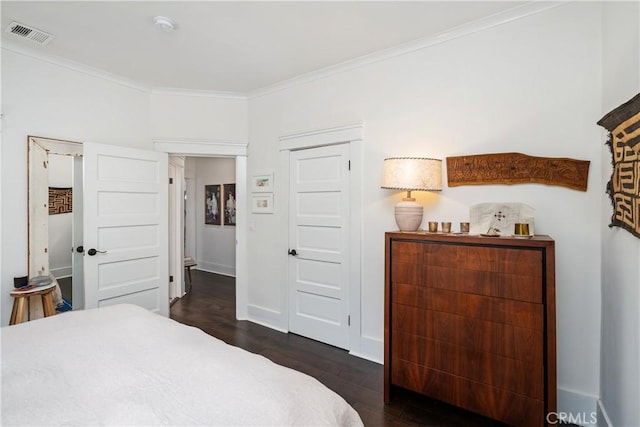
87, 248, 107, 256
288, 249, 297, 256
76, 246, 84, 253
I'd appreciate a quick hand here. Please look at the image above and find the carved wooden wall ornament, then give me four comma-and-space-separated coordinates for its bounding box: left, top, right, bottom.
597, 93, 640, 238
446, 152, 590, 191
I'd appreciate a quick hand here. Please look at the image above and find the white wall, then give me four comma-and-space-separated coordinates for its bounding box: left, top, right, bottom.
150, 91, 248, 142
599, 2, 640, 426
247, 1, 603, 410
1, 48, 152, 325
47, 154, 73, 278
3, 3, 635, 421
190, 157, 237, 276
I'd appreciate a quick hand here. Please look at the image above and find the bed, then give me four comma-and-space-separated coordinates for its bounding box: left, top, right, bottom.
1, 304, 363, 426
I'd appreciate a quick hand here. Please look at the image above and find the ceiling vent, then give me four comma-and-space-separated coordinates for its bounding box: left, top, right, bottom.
5, 21, 54, 46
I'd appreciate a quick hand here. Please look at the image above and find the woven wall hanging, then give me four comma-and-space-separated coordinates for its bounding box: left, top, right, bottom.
49, 187, 72, 215
597, 93, 640, 237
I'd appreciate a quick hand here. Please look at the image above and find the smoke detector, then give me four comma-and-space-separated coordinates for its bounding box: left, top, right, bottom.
5, 21, 54, 45
153, 16, 176, 32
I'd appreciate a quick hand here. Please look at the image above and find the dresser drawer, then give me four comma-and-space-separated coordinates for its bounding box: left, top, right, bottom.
391, 358, 544, 427
424, 244, 543, 303
392, 331, 543, 398
392, 303, 543, 365
390, 241, 423, 286
392, 284, 543, 330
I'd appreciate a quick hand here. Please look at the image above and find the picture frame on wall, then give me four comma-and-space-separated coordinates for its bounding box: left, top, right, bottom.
205, 184, 221, 225
251, 172, 274, 192
251, 193, 274, 214
223, 183, 236, 226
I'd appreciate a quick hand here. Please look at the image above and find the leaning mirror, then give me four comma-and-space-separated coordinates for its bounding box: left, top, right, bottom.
28, 136, 84, 310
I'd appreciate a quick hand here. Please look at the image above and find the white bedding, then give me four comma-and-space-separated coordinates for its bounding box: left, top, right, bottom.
1, 304, 363, 426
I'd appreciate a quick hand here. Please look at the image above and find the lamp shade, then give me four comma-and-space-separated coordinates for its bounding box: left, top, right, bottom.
381, 157, 442, 191
381, 157, 442, 232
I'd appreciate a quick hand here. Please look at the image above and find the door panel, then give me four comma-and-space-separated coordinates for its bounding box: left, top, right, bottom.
83, 142, 169, 315
289, 144, 350, 349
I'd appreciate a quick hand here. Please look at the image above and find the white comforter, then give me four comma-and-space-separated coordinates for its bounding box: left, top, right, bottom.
1, 304, 363, 426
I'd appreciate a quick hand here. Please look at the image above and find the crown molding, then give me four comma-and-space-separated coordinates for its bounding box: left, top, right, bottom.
1, 38, 151, 93
2, 1, 566, 100
249, 1, 566, 99
151, 87, 247, 100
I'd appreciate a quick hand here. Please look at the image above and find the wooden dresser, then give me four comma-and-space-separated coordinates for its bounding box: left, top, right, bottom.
384, 232, 556, 426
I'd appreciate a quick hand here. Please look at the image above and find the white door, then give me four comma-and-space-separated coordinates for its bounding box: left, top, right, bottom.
83, 142, 169, 316
168, 163, 177, 299
71, 155, 84, 309
289, 144, 350, 349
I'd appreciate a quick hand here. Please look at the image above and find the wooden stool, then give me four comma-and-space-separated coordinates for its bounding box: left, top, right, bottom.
184, 257, 197, 293
9, 286, 57, 325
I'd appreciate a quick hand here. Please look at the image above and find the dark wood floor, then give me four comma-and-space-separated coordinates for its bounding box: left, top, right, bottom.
170, 270, 514, 427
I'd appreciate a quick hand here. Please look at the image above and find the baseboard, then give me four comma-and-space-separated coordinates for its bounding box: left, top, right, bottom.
49, 266, 71, 279
196, 261, 235, 277
247, 304, 288, 333
597, 400, 613, 427
557, 387, 599, 426
350, 335, 383, 364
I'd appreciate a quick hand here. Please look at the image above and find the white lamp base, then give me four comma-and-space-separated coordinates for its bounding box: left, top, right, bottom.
394, 198, 423, 232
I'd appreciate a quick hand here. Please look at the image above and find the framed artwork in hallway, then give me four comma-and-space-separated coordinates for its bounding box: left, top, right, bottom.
223, 183, 236, 226
205, 184, 221, 225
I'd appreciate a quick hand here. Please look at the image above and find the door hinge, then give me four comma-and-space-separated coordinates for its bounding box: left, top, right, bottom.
348, 160, 351, 171
169, 177, 174, 184
348, 315, 351, 326
169, 275, 174, 283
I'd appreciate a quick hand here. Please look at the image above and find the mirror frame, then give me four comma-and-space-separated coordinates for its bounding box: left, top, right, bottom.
27, 135, 83, 278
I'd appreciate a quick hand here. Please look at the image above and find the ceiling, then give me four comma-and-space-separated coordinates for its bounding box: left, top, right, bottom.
2, 1, 527, 93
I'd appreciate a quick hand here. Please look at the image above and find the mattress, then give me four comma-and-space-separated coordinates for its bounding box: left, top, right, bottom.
1, 304, 363, 426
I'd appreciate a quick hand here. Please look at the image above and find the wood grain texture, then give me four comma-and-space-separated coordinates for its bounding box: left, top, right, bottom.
385, 232, 556, 426
446, 152, 590, 191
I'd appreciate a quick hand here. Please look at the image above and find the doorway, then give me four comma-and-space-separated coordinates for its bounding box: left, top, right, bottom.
278, 123, 363, 354
181, 156, 237, 293
153, 140, 248, 319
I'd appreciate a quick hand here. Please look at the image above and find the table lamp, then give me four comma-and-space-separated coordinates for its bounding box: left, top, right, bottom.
381, 157, 442, 232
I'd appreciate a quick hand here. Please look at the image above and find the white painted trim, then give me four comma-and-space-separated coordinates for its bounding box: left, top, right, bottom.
235, 156, 248, 320
351, 335, 383, 364
247, 304, 288, 333
249, 2, 565, 99
278, 150, 292, 329
279, 123, 364, 151
154, 139, 248, 157
557, 387, 599, 426
196, 262, 236, 278
348, 139, 364, 357
279, 123, 366, 358
1, 39, 150, 93
151, 87, 247, 100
